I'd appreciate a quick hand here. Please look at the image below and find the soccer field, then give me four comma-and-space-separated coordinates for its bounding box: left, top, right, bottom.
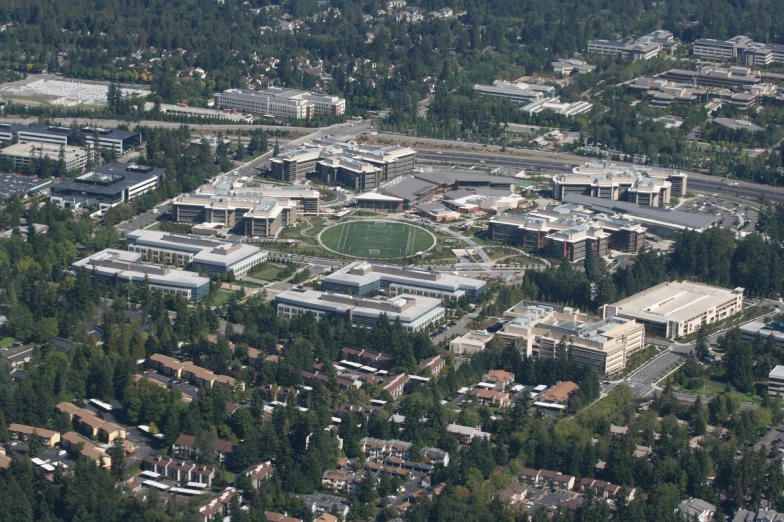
320, 221, 435, 258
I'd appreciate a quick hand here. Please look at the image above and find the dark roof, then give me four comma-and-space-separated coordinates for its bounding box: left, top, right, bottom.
561, 194, 719, 230
380, 177, 438, 202
53, 163, 163, 198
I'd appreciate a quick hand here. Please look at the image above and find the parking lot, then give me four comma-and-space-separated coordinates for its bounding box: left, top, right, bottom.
681, 195, 758, 232
144, 371, 200, 398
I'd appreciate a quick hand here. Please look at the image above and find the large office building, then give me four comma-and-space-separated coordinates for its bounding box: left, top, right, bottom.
323, 261, 487, 303
81, 127, 141, 154
16, 124, 76, 146
603, 281, 744, 339
0, 123, 26, 142
658, 66, 774, 90
473, 81, 556, 105
71, 249, 210, 300
214, 88, 345, 119
271, 139, 416, 185
769, 366, 784, 398
552, 164, 687, 205
488, 205, 646, 259
50, 163, 164, 208
126, 230, 267, 276
274, 290, 445, 332
693, 35, 784, 66
0, 142, 88, 172
740, 321, 784, 349
497, 301, 644, 375
587, 30, 676, 61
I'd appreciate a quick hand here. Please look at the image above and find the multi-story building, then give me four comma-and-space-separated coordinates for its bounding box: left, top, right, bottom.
197, 489, 240, 522
323, 260, 487, 303
126, 230, 267, 276
0, 142, 88, 172
214, 88, 345, 118
81, 127, 141, 154
71, 249, 210, 300
271, 148, 323, 182
740, 321, 784, 349
473, 80, 556, 105
692, 35, 784, 66
8, 424, 61, 447
16, 124, 76, 146
315, 154, 383, 190
449, 330, 495, 355
51, 163, 164, 209
143, 455, 216, 486
274, 290, 445, 332
659, 66, 766, 89
359, 437, 412, 460
603, 281, 744, 339
769, 366, 784, 398
552, 166, 685, 205
587, 30, 675, 61
497, 301, 644, 375
544, 224, 610, 262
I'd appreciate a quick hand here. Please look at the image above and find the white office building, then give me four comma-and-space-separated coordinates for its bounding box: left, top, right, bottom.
1, 142, 88, 172
769, 366, 784, 399
126, 230, 267, 276
214, 88, 345, 119
275, 290, 445, 332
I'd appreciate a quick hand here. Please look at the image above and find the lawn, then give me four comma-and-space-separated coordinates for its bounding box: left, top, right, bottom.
210, 290, 235, 307
669, 376, 761, 404
145, 221, 163, 231
251, 263, 284, 281
0, 338, 15, 349
320, 220, 435, 258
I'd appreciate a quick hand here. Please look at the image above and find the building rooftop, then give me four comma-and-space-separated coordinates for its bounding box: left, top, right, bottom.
53, 163, 163, 197
126, 230, 265, 268
325, 260, 486, 292
71, 248, 209, 288
0, 172, 53, 200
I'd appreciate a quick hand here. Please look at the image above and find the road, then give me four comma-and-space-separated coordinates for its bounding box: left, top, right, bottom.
116, 202, 172, 234
416, 149, 784, 203
624, 346, 692, 398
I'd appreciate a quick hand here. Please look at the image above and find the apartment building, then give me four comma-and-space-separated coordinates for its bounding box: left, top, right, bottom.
322, 470, 364, 494
1, 142, 88, 172
143, 455, 216, 486
198, 489, 240, 522
323, 260, 487, 302
61, 432, 111, 469
380, 373, 409, 399
8, 424, 61, 447
126, 230, 268, 276
359, 437, 413, 460
603, 281, 744, 339
275, 290, 445, 332
173, 434, 237, 464
446, 424, 490, 443
340, 347, 395, 370
215, 88, 345, 118
148, 354, 241, 390
245, 461, 274, 488
71, 249, 210, 301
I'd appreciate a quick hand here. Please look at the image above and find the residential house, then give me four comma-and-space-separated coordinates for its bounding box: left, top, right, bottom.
472, 388, 512, 407
446, 423, 490, 443
483, 370, 515, 389
381, 373, 408, 399
678, 498, 716, 522
197, 488, 240, 522
246, 461, 274, 488
419, 355, 445, 377
610, 425, 630, 436
266, 512, 302, 522
541, 381, 579, 403
419, 447, 449, 467
496, 483, 528, 505
322, 470, 364, 494
8, 424, 61, 447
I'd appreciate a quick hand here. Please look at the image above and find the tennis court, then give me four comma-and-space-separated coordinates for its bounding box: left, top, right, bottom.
320, 221, 435, 258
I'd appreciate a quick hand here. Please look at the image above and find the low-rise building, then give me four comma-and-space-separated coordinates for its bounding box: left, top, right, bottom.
359, 437, 412, 459
215, 88, 345, 119
603, 281, 744, 339
1, 142, 88, 172
8, 424, 61, 447
542, 381, 579, 403
450, 330, 495, 355
419, 447, 449, 467
51, 163, 164, 209
71, 249, 210, 301
381, 374, 409, 399
275, 290, 445, 332
126, 230, 267, 276
769, 366, 784, 398
173, 434, 237, 463
323, 260, 486, 303
245, 461, 274, 488
419, 355, 446, 377
322, 470, 364, 494
446, 423, 490, 443
587, 30, 675, 61
678, 498, 716, 522
495, 482, 528, 505
732, 508, 784, 522
197, 488, 240, 522
81, 127, 141, 154
741, 321, 784, 349
143, 455, 216, 486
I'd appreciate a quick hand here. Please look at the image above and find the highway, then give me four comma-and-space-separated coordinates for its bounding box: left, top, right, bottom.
417, 149, 784, 203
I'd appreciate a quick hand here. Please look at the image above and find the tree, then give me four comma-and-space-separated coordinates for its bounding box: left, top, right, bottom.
28, 430, 42, 458
110, 437, 126, 480
695, 325, 710, 361
273, 140, 280, 157
236, 137, 246, 161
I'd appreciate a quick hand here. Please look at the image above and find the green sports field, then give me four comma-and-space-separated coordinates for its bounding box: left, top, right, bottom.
320, 221, 435, 258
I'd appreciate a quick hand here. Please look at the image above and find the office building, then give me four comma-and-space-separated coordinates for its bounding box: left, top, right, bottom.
552, 59, 597, 75
173, 193, 306, 237
71, 249, 210, 301
473, 80, 556, 105
587, 30, 675, 61
658, 66, 772, 89
522, 98, 593, 117
274, 290, 445, 332
561, 194, 718, 237
126, 230, 267, 276
488, 207, 646, 258
323, 260, 487, 302
271, 148, 323, 182
16, 124, 76, 146
51, 163, 164, 208
603, 281, 744, 339
693, 35, 784, 66
770, 366, 784, 399
450, 330, 495, 355
214, 88, 345, 119
81, 127, 141, 154
740, 321, 784, 349
1, 142, 88, 172
0, 123, 26, 142
498, 301, 644, 375
315, 154, 383, 190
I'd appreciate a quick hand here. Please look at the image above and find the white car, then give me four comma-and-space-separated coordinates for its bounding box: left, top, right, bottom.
436, 151, 443, 155
152, 208, 159, 214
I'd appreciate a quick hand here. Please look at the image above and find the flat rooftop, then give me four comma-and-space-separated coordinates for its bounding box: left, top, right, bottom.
561, 194, 718, 230
53, 162, 163, 196
276, 290, 442, 323
126, 230, 265, 267
609, 281, 743, 323
0, 172, 52, 199
326, 260, 486, 291
71, 249, 209, 287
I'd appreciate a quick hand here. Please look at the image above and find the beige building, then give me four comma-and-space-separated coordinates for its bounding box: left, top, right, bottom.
450, 330, 496, 355
603, 281, 744, 339
8, 423, 61, 447
1, 142, 88, 172
498, 301, 645, 375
